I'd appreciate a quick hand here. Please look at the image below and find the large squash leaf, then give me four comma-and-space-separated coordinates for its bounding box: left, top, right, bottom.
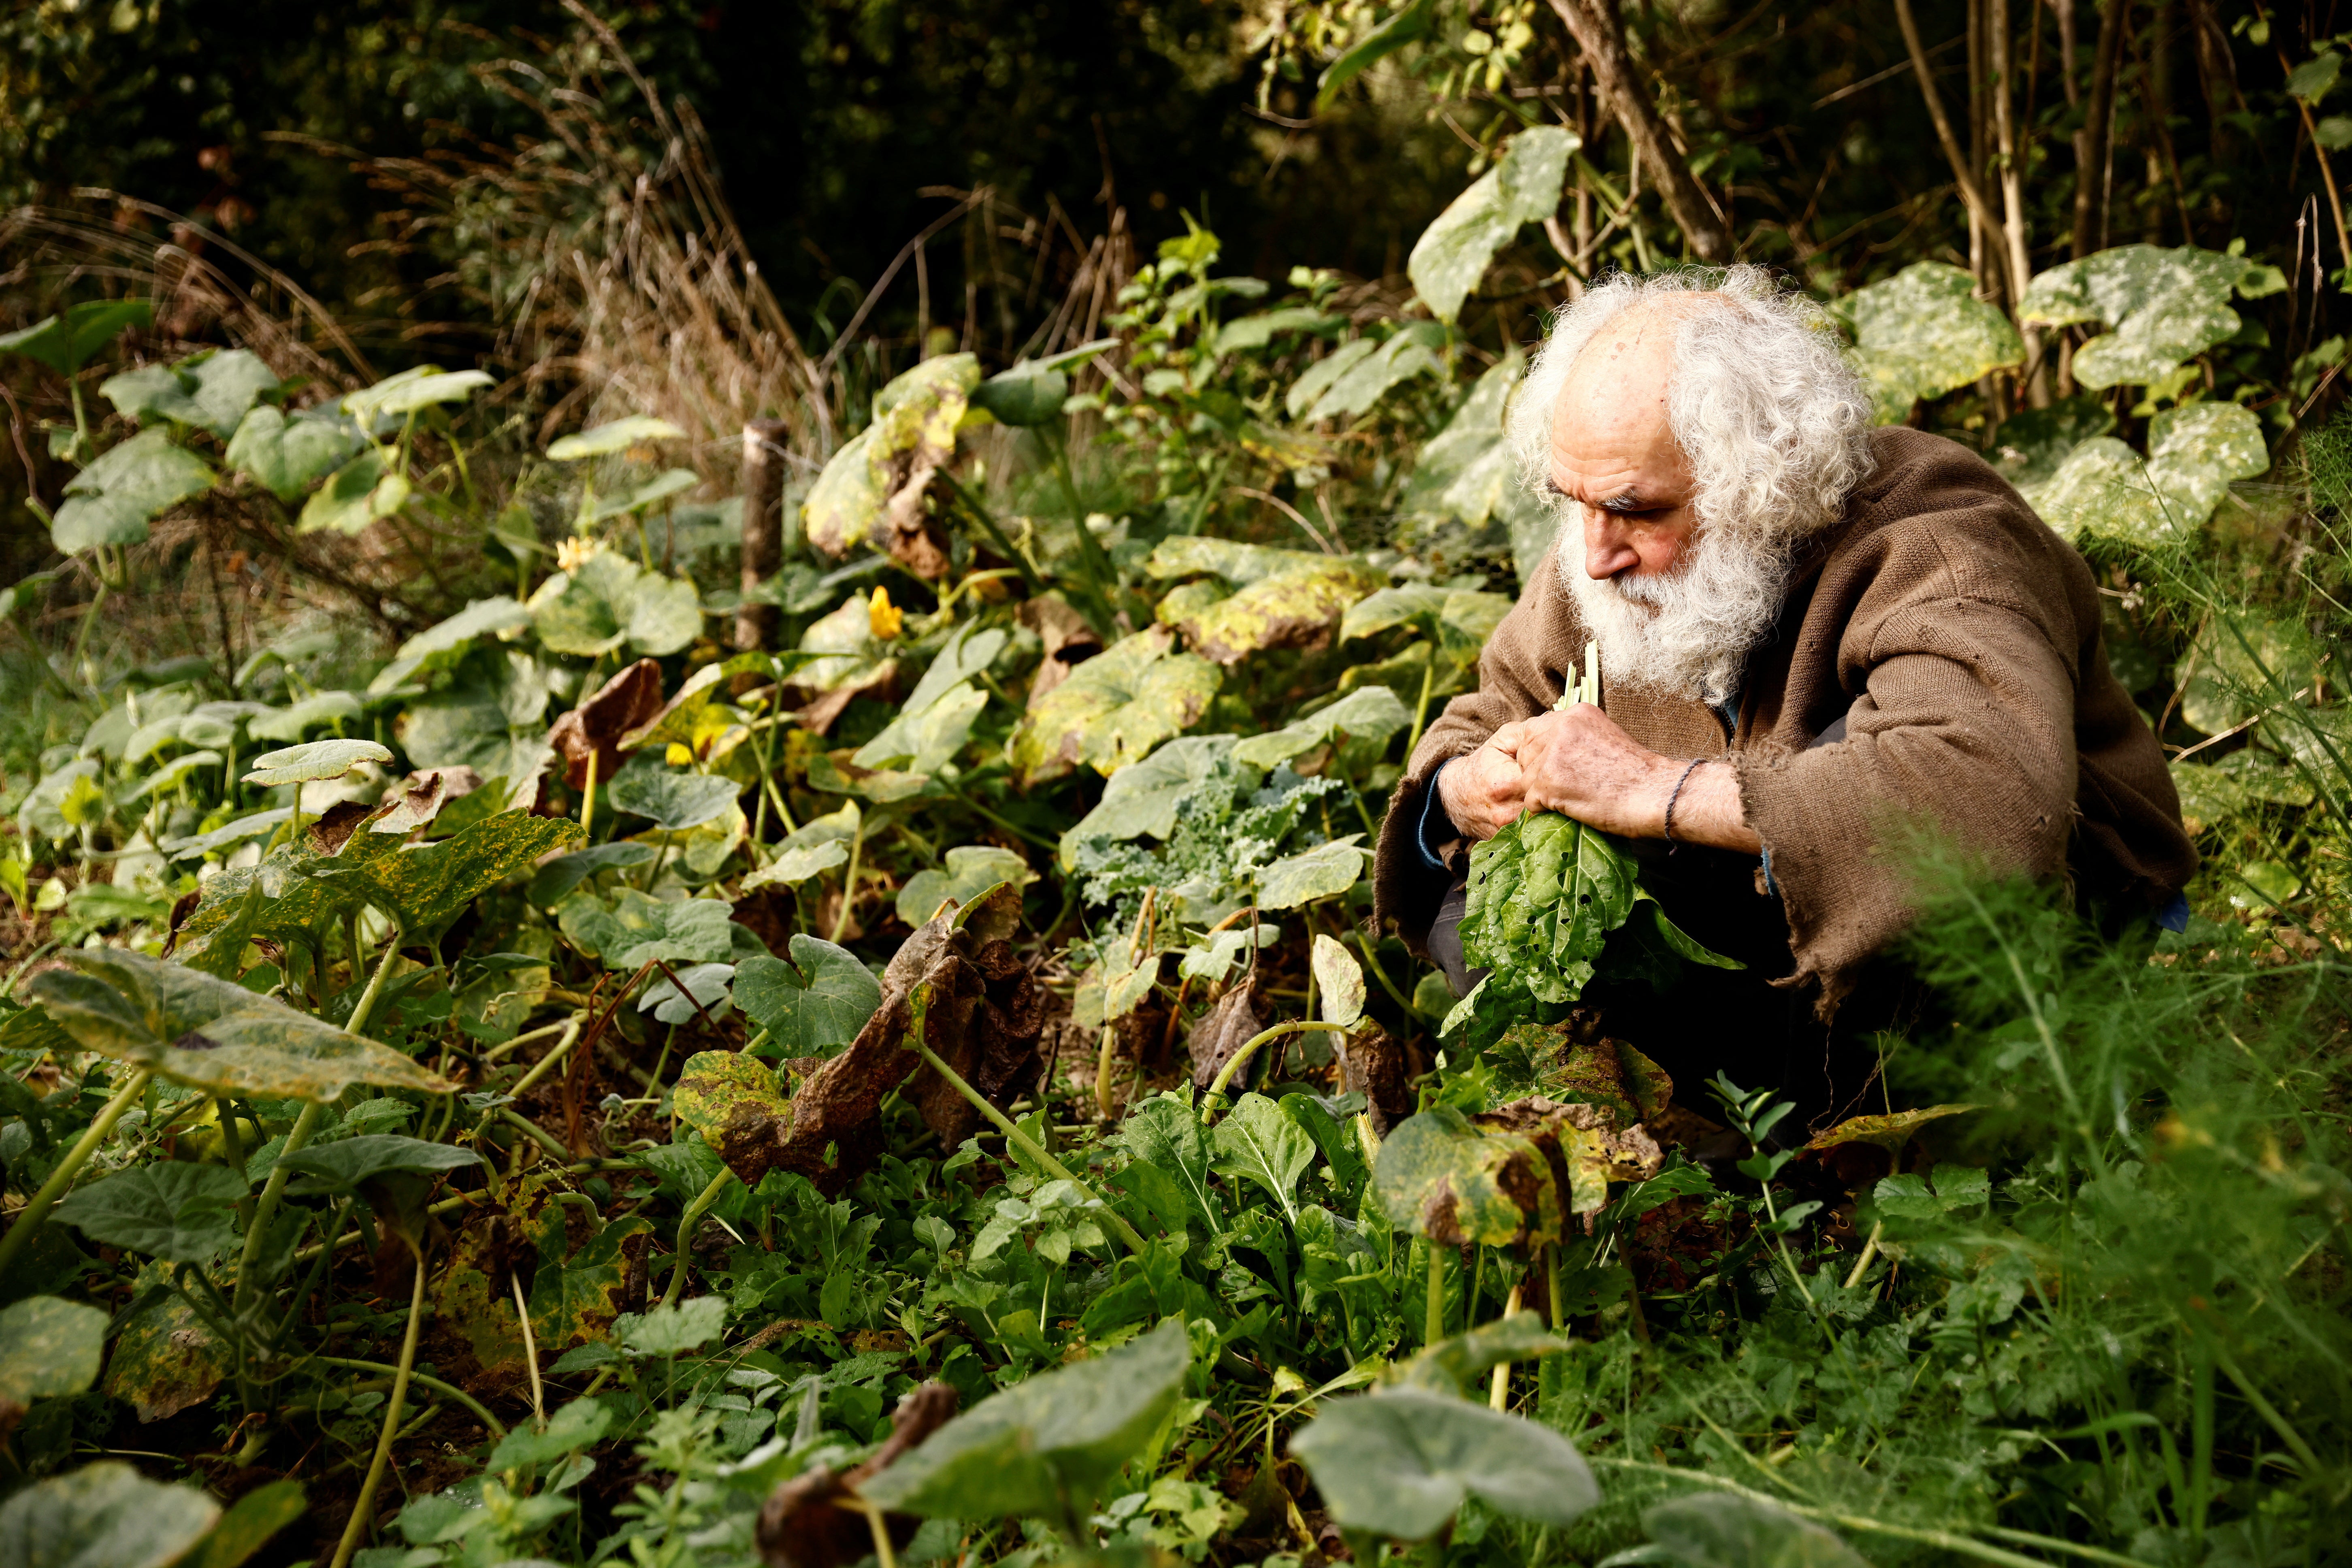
51, 429, 215, 554
0, 1461, 223, 1568
2019, 244, 2286, 389
1839, 261, 2025, 423
1407, 126, 1578, 325
528, 549, 702, 658
1290, 1387, 1598, 1542
1008, 627, 1219, 784
2024, 401, 2269, 548
734, 933, 881, 1058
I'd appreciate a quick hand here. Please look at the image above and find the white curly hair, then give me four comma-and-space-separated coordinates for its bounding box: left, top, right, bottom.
1505, 265, 1877, 702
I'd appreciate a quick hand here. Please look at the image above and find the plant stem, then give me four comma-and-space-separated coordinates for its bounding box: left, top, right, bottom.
831, 814, 866, 942
1843, 1221, 1883, 1291
1425, 1240, 1447, 1348
579, 750, 599, 833
345, 922, 405, 1041
662, 1166, 740, 1309
1201, 1021, 1354, 1108
1093, 1024, 1120, 1122
1406, 646, 1436, 760
234, 1099, 324, 1317
328, 1247, 426, 1568
0, 1068, 152, 1279
512, 1269, 545, 1427
311, 1355, 506, 1439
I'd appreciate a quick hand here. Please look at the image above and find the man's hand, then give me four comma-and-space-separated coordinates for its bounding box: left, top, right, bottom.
1506, 705, 1762, 852
1436, 724, 1531, 842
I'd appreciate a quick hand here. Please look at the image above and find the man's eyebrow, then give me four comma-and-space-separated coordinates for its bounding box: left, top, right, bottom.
1598, 490, 1646, 513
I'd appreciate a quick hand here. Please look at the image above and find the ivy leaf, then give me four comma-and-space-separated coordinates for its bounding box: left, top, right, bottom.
1210, 1092, 1317, 1223
0, 1297, 108, 1402
1009, 627, 1219, 785
1838, 261, 2025, 423
1256, 835, 1366, 911
51, 429, 216, 554
24, 949, 451, 1101
53, 1163, 247, 1263
0, 298, 152, 376
0, 1461, 223, 1568
896, 846, 1036, 928
1289, 1388, 1599, 1541
858, 1318, 1192, 1522
1406, 127, 1577, 325
734, 934, 881, 1058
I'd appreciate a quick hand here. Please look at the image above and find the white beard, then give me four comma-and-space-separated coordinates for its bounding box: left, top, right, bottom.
1558, 512, 1795, 706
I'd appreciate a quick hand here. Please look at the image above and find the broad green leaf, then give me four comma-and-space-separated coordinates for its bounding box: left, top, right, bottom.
1310, 933, 1366, 1028
852, 680, 987, 773
53, 1163, 247, 1263
1301, 324, 1448, 422
25, 949, 452, 1100
0, 298, 152, 376
183, 1481, 305, 1568
368, 597, 533, 693
0, 1461, 222, 1568
0, 1297, 107, 1402
896, 846, 1036, 927
2288, 51, 2343, 103
125, 750, 222, 802
615, 1293, 729, 1356
673, 1050, 791, 1144
224, 405, 366, 500
295, 446, 396, 535
1459, 813, 1654, 1006
528, 550, 702, 658
392, 650, 550, 779
1009, 627, 1219, 784
1989, 395, 2116, 488
246, 690, 363, 744
100, 350, 279, 440
1315, 0, 1436, 107
558, 889, 735, 970
1395, 1313, 1571, 1398
640, 961, 734, 1025
968, 361, 1070, 426
1641, 1493, 1875, 1568
1839, 261, 2024, 423
1233, 685, 1410, 770
2019, 245, 2285, 389
859, 1317, 1192, 1521
740, 799, 861, 891
487, 1397, 612, 1471
303, 808, 583, 933
1210, 306, 1345, 358
1340, 584, 1450, 643
1058, 735, 1242, 869
547, 414, 685, 460
343, 366, 494, 427
2024, 401, 2269, 547
804, 356, 980, 559
1145, 537, 1335, 585
1165, 559, 1386, 666
734, 934, 882, 1057
1112, 1094, 1221, 1230
240, 737, 392, 786
1374, 1105, 1559, 1248
1177, 922, 1279, 985
1407, 127, 1577, 324
159, 807, 290, 862
1210, 1092, 1317, 1223
1289, 1387, 1598, 1541
279, 1134, 482, 1194
527, 841, 660, 905
1256, 835, 1366, 910
608, 767, 740, 831
51, 429, 215, 553
592, 467, 699, 519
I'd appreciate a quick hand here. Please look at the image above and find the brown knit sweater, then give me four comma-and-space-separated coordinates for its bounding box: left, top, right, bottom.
1374, 426, 2197, 1012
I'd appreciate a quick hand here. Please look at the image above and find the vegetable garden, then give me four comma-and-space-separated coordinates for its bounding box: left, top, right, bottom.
2, 4, 2351, 1566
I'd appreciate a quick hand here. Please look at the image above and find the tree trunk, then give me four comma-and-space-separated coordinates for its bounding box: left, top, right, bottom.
2073, 0, 2130, 259
1542, 0, 1733, 262
736, 419, 789, 652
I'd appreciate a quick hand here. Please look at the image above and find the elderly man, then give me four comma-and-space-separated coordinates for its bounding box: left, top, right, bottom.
1374, 267, 2195, 1121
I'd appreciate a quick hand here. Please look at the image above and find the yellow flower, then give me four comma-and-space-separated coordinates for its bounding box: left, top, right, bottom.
556, 534, 605, 572
868, 584, 904, 641
666, 742, 695, 767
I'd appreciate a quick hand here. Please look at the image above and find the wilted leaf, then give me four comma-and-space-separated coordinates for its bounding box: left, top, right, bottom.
897, 846, 1035, 928
1839, 261, 2024, 423
1165, 560, 1385, 667
1290, 1387, 1598, 1541
25, 948, 451, 1100
548, 414, 684, 461
1642, 1493, 1875, 1568
1804, 1104, 1978, 1155
53, 1163, 247, 1263
1256, 835, 1365, 910
1210, 1093, 1317, 1222
241, 737, 392, 786
1476, 1095, 1663, 1215
1234, 685, 1410, 771
529, 551, 702, 658
735, 934, 882, 1058
858, 1318, 1191, 1521
0, 1297, 107, 1402
1408, 127, 1577, 325
545, 656, 666, 790
559, 890, 736, 970
2019, 244, 2285, 389
51, 429, 215, 554
225, 406, 366, 501
1009, 627, 1219, 784
1310, 933, 1366, 1028
674, 1051, 794, 1183
0, 1461, 222, 1568
1374, 1105, 1560, 1248
1542, 1032, 1674, 1126
804, 356, 980, 578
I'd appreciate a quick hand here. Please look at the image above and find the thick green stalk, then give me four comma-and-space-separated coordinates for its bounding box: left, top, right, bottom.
328, 1247, 427, 1568
234, 1100, 324, 1314
830, 816, 866, 943
661, 1166, 740, 1309
0, 1068, 153, 1280
1405, 647, 1436, 761
345, 922, 405, 1042
1425, 1240, 1447, 1348
1201, 1020, 1354, 1109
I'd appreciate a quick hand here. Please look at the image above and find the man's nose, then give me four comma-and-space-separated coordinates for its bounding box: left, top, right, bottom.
1583, 509, 1640, 581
